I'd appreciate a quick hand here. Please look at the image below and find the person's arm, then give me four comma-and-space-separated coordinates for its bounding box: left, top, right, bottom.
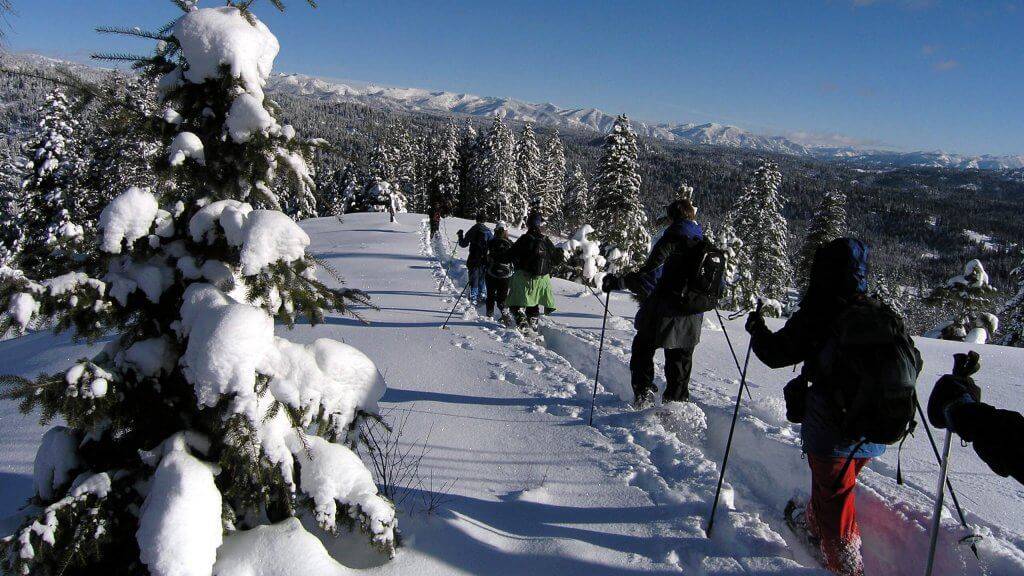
632, 235, 676, 277
746, 309, 814, 369
949, 402, 1024, 485
547, 238, 565, 266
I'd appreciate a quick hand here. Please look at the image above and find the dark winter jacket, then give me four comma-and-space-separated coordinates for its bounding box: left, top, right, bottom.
949, 401, 1024, 485
486, 237, 515, 279
749, 239, 892, 459
459, 223, 493, 269
627, 219, 705, 350
501, 229, 564, 278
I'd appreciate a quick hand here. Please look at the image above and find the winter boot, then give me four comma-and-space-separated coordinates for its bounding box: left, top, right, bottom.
633, 388, 656, 411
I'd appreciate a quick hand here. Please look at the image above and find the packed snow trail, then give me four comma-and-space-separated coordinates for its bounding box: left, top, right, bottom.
432, 215, 1024, 575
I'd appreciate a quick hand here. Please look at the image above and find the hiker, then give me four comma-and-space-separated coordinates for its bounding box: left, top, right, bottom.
457, 213, 493, 306
602, 198, 706, 407
429, 209, 441, 239
502, 212, 563, 331
744, 238, 922, 576
486, 222, 515, 325
928, 358, 1024, 485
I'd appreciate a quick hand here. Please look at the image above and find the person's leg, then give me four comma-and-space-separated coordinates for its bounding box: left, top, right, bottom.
807, 455, 868, 576
485, 275, 497, 317
526, 306, 541, 329
629, 329, 658, 403
511, 307, 526, 328
663, 347, 694, 402
495, 277, 511, 318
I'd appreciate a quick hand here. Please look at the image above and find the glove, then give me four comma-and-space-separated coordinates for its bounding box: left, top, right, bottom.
601, 274, 621, 293
744, 308, 767, 335
928, 351, 983, 430
457, 229, 464, 238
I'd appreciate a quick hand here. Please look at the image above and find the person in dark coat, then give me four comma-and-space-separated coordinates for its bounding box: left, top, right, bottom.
485, 223, 515, 324
602, 199, 704, 407
744, 238, 920, 576
502, 213, 563, 330
457, 213, 493, 305
928, 358, 1024, 485
429, 209, 441, 240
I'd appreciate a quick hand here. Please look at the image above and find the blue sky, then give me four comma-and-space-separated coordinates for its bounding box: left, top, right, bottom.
3, 0, 1022, 156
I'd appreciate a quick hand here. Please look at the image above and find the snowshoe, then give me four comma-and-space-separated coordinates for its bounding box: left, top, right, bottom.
784, 499, 826, 568
633, 389, 656, 411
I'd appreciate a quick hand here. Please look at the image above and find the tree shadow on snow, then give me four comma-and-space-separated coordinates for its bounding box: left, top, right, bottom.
0, 472, 33, 534
383, 388, 582, 411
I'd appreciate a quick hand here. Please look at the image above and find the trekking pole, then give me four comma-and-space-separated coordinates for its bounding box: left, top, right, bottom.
714, 307, 753, 401
914, 396, 981, 560
588, 292, 612, 427
441, 282, 471, 330
924, 430, 955, 576
706, 314, 756, 537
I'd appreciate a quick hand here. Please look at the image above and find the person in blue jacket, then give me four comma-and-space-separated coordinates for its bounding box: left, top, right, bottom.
603, 198, 705, 407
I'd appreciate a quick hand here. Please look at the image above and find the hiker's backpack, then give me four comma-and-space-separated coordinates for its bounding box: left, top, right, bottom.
466, 225, 491, 266
521, 235, 552, 277
679, 240, 728, 314
488, 239, 514, 279
815, 298, 921, 446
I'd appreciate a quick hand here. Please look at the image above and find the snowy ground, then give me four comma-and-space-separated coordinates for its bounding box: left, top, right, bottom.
2, 212, 1023, 575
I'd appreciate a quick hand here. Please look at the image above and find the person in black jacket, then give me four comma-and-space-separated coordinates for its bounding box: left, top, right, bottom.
743, 238, 921, 576
927, 355, 1024, 485
485, 223, 515, 324
457, 213, 493, 306
602, 199, 704, 407
502, 213, 563, 331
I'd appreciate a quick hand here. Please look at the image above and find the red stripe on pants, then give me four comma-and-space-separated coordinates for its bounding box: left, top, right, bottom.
807, 454, 869, 576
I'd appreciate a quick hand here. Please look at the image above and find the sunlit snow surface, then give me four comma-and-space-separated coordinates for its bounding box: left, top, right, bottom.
2, 212, 1022, 575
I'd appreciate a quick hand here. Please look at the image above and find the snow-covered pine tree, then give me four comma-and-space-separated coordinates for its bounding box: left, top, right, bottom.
0, 151, 21, 266
0, 4, 395, 574
539, 130, 566, 225
590, 115, 649, 270
428, 122, 460, 215
727, 161, 793, 313
512, 122, 540, 224
926, 259, 999, 343
367, 138, 397, 186
408, 133, 430, 213
797, 190, 847, 290
705, 221, 745, 311
561, 163, 589, 234
1000, 250, 1024, 347
11, 89, 88, 279
477, 116, 518, 222
456, 122, 480, 217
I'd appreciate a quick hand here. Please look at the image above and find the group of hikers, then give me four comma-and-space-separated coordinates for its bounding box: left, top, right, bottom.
452, 211, 562, 333
438, 198, 1024, 576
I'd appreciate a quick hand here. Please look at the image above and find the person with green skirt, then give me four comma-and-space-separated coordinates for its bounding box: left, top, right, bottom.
502, 212, 564, 332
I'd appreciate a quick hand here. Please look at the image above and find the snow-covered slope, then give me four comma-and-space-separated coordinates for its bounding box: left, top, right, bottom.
3, 213, 1023, 575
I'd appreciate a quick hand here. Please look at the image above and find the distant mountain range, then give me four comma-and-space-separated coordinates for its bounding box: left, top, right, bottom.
5, 52, 1022, 171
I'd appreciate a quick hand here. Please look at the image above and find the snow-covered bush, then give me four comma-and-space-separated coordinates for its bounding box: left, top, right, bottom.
556, 225, 609, 287
0, 4, 394, 575
925, 259, 999, 343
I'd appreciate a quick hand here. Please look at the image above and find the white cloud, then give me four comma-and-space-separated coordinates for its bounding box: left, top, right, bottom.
933, 59, 960, 71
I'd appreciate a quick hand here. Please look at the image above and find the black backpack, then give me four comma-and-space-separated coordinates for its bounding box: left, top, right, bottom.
487, 238, 514, 279
816, 298, 921, 446
679, 240, 728, 314
521, 235, 552, 277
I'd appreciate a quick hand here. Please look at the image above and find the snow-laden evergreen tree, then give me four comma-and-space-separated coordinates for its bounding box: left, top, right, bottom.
0, 4, 395, 574
727, 161, 792, 313
407, 134, 430, 213
477, 116, 518, 222
0, 152, 21, 266
391, 123, 417, 208
428, 122, 460, 214
456, 123, 480, 216
797, 190, 847, 290
11, 89, 88, 279
1000, 251, 1024, 347
561, 163, 589, 234
539, 130, 566, 223
367, 138, 398, 185
590, 115, 649, 270
706, 221, 745, 311
926, 259, 999, 343
512, 122, 540, 224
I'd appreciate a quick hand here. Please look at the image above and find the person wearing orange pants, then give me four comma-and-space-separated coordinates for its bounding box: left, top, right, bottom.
806, 455, 870, 575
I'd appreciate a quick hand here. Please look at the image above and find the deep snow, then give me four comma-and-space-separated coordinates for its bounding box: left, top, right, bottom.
1, 212, 1022, 575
